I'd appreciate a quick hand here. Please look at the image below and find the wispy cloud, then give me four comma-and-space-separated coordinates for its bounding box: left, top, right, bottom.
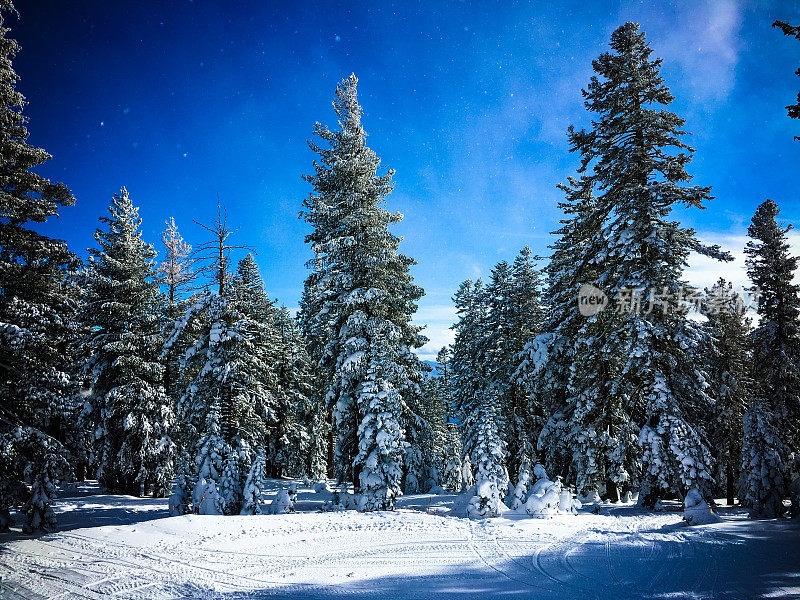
621, 0, 743, 102
413, 304, 457, 362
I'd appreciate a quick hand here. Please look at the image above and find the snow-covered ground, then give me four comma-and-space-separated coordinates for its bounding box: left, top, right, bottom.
1, 481, 799, 599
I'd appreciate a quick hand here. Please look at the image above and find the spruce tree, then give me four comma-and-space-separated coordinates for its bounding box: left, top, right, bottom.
740, 199, 799, 516
301, 74, 425, 509
0, 0, 79, 531
563, 22, 724, 505
465, 398, 508, 518
81, 187, 174, 497
745, 199, 800, 450
273, 305, 319, 478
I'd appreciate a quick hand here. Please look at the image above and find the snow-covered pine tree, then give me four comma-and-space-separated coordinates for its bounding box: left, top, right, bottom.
176, 293, 271, 462
230, 254, 285, 472
745, 199, 800, 452
739, 199, 799, 516
169, 457, 195, 516
740, 400, 788, 518
273, 305, 320, 478
434, 347, 463, 492
566, 23, 725, 506
419, 374, 448, 491
518, 176, 607, 490
702, 279, 751, 505
465, 396, 508, 518
301, 74, 425, 509
298, 274, 334, 478
0, 0, 81, 531
80, 188, 174, 497
218, 445, 243, 515
193, 406, 228, 515
240, 450, 268, 515
451, 279, 490, 416
772, 21, 799, 141
479, 250, 545, 484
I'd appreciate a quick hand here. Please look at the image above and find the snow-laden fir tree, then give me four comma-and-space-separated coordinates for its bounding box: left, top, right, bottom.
739, 199, 799, 516
169, 458, 195, 516
702, 279, 751, 505
171, 253, 278, 469
465, 396, 508, 518
433, 347, 463, 492
479, 250, 545, 485
301, 74, 425, 509
240, 450, 268, 515
272, 305, 322, 478
193, 406, 228, 515
174, 293, 271, 461
221, 442, 254, 517
230, 254, 285, 471
518, 176, 611, 493
298, 274, 335, 478
0, 0, 81, 531
740, 400, 788, 518
745, 199, 800, 452
562, 23, 725, 505
80, 188, 174, 497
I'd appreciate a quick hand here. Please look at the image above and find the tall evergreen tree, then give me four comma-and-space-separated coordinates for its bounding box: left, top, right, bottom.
531, 23, 727, 505
81, 188, 174, 497
745, 199, 800, 450
739, 199, 799, 516
301, 74, 425, 509
0, 1, 80, 532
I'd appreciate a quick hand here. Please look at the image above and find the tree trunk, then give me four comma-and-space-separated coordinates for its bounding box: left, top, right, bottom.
605, 478, 620, 503
726, 462, 735, 506
326, 409, 335, 479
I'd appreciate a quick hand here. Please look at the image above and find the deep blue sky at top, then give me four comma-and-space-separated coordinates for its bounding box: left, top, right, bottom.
11, 0, 800, 358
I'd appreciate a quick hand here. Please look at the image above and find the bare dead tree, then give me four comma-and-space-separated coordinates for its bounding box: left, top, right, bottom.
192, 197, 254, 296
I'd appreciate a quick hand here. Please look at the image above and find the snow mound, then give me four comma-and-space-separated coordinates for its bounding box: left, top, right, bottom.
684, 488, 721, 526
427, 485, 445, 495
268, 489, 295, 515
314, 481, 332, 493
507, 464, 580, 518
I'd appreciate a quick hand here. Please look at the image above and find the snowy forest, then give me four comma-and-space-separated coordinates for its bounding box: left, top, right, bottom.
2, 0, 800, 543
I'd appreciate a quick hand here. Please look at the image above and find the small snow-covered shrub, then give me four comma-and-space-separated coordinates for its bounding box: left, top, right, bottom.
314, 480, 332, 493
684, 488, 721, 526
196, 479, 222, 515
240, 452, 267, 515
427, 485, 445, 495
268, 489, 295, 514
513, 464, 580, 518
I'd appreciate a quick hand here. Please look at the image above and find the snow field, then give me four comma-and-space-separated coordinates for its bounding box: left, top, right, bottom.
1, 481, 799, 599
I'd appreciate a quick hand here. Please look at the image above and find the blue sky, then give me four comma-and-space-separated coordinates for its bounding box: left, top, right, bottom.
13, 0, 800, 359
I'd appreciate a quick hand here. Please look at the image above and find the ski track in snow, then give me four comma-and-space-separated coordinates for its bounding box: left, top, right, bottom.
1, 483, 799, 599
